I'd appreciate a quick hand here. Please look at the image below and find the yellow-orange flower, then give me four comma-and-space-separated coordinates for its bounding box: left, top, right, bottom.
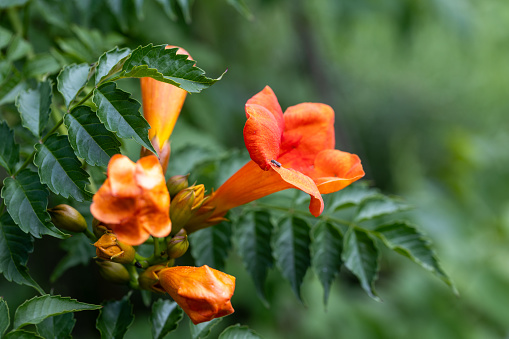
158, 265, 235, 324
90, 154, 171, 245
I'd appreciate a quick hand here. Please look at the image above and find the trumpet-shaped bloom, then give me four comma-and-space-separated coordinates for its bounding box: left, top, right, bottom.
90, 154, 171, 245
158, 265, 235, 324
189, 86, 364, 228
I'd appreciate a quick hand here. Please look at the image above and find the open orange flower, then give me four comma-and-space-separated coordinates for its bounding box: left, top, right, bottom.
158, 265, 235, 324
187, 86, 364, 231
90, 154, 171, 245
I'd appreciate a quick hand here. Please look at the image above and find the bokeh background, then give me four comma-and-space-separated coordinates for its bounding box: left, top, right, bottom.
1, 0, 509, 338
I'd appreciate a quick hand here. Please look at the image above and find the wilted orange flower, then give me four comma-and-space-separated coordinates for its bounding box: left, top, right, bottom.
158, 265, 235, 324
90, 154, 171, 245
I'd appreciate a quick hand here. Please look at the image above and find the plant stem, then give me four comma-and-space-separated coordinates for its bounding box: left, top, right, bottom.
69, 90, 94, 111
83, 228, 97, 242
127, 265, 139, 289
153, 236, 160, 257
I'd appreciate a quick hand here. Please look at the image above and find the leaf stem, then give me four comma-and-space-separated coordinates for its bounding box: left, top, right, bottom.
69, 90, 94, 112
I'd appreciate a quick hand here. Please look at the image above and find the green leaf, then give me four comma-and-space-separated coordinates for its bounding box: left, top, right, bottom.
23, 54, 61, 78
57, 63, 90, 108
154, 0, 177, 20
6, 36, 32, 62
0, 120, 19, 175
235, 211, 273, 305
0, 0, 29, 9
0, 26, 13, 49
96, 294, 134, 339
190, 223, 231, 271
150, 299, 183, 339
342, 228, 380, 301
3, 330, 44, 339
36, 313, 76, 339
16, 80, 53, 138
120, 44, 225, 93
14, 295, 101, 329
176, 0, 193, 23
354, 196, 411, 222
2, 170, 67, 239
34, 134, 92, 201
0, 213, 44, 294
0, 61, 12, 84
106, 0, 128, 32
374, 221, 457, 292
133, 0, 144, 20
64, 106, 121, 166
95, 47, 131, 85
50, 234, 96, 282
0, 297, 10, 337
93, 82, 156, 154
0, 67, 27, 105
226, 0, 253, 20
190, 318, 223, 339
272, 217, 311, 301
218, 324, 262, 339
331, 182, 380, 211
311, 223, 343, 305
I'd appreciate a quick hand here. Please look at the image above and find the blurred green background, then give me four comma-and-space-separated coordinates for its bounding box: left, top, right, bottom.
1, 0, 509, 338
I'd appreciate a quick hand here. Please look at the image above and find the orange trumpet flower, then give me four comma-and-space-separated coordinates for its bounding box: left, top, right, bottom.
90, 154, 171, 245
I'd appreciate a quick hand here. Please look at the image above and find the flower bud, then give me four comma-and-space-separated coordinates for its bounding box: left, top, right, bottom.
166, 174, 189, 199
94, 233, 136, 264
170, 185, 205, 234
138, 264, 168, 293
96, 260, 130, 284
48, 204, 87, 233
92, 218, 110, 239
167, 229, 189, 259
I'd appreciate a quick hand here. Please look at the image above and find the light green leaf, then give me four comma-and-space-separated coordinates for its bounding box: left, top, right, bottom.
190, 223, 231, 271
120, 44, 225, 93
0, 66, 27, 105
106, 0, 128, 32
6, 35, 32, 62
0, 0, 29, 9
14, 295, 100, 329
272, 217, 311, 301
0, 26, 13, 49
23, 54, 61, 78
342, 228, 380, 301
154, 0, 177, 20
3, 330, 44, 339
0, 120, 19, 175
2, 170, 67, 239
16, 80, 53, 138
235, 211, 273, 305
93, 82, 156, 154
218, 324, 262, 339
226, 0, 253, 20
0, 297, 10, 337
176, 0, 193, 23
133, 0, 144, 20
311, 223, 343, 305
95, 47, 131, 85
354, 196, 411, 222
50, 234, 95, 282
36, 313, 76, 339
150, 299, 183, 339
64, 106, 121, 166
0, 61, 12, 84
190, 318, 223, 339
96, 294, 134, 339
57, 63, 90, 108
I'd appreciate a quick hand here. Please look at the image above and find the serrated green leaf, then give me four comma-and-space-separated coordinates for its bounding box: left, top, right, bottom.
50, 234, 96, 282
93, 82, 156, 154
190, 318, 223, 339
64, 106, 121, 166
36, 313, 75, 339
342, 228, 380, 301
331, 182, 380, 211
218, 324, 262, 339
14, 295, 100, 329
0, 26, 13, 49
96, 294, 134, 339
235, 211, 273, 305
150, 299, 183, 339
176, 0, 193, 23
154, 0, 177, 20
226, 0, 253, 20
95, 47, 131, 85
2, 170, 67, 239
120, 44, 224, 93
34, 134, 92, 201
57, 63, 90, 108
16, 80, 53, 138
374, 221, 456, 292
3, 330, 44, 339
311, 223, 343, 305
23, 54, 61, 78
190, 223, 231, 271
0, 297, 10, 336
0, 120, 19, 175
354, 196, 410, 222
272, 217, 311, 301
6, 36, 32, 62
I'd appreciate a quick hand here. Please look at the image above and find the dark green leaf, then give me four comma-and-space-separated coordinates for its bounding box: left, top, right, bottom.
154, 0, 177, 20
95, 47, 131, 85
120, 44, 225, 93
0, 120, 19, 175
6, 36, 32, 62
3, 330, 44, 339
57, 63, 90, 108
0, 61, 12, 83
190, 318, 223, 339
150, 299, 183, 339
218, 325, 262, 339
272, 217, 311, 301
64, 106, 121, 166
235, 211, 273, 305
93, 82, 156, 154
96, 294, 134, 339
23, 54, 61, 78
14, 295, 101, 328
374, 221, 456, 292
311, 223, 343, 305
331, 182, 380, 211
0, 66, 27, 105
0, 26, 13, 49
355, 196, 410, 222
190, 223, 231, 271
16, 80, 52, 138
106, 0, 128, 32
37, 313, 76, 339
342, 228, 380, 301
176, 0, 193, 23
2, 170, 67, 238
50, 234, 96, 282
133, 0, 144, 20
226, 0, 253, 20
0, 297, 10, 337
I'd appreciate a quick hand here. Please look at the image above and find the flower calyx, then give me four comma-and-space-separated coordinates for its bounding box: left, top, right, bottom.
94, 233, 136, 264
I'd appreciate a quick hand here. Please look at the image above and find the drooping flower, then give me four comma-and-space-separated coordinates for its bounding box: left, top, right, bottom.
186, 86, 364, 232
90, 154, 171, 245
158, 265, 235, 324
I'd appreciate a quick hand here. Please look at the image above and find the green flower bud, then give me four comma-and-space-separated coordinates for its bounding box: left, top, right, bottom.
167, 174, 189, 199
95, 260, 130, 284
170, 185, 205, 234
167, 229, 189, 259
138, 264, 168, 293
48, 204, 87, 233
94, 233, 136, 264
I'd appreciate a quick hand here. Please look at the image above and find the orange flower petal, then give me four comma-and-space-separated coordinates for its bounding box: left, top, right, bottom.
107, 154, 140, 197
90, 181, 137, 224
109, 217, 150, 246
